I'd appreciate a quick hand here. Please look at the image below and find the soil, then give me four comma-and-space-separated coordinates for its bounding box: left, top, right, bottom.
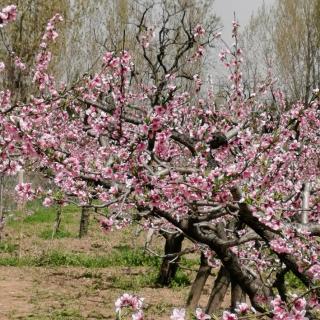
0, 266, 231, 319
0, 267, 33, 319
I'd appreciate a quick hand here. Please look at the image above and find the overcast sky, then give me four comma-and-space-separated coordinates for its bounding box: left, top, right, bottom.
213, 0, 275, 42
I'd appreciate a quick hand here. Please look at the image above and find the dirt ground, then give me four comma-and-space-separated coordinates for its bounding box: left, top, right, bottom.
0, 266, 228, 320
0, 204, 234, 319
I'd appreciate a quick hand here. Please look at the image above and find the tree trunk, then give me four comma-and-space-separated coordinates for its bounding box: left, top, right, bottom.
186, 252, 211, 309
206, 266, 230, 315
17, 170, 25, 211
79, 206, 90, 238
157, 232, 184, 286
0, 176, 3, 220
52, 205, 62, 239
230, 279, 246, 311
0, 176, 4, 241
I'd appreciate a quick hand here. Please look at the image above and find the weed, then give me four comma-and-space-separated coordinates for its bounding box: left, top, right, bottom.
0, 247, 161, 269
24, 308, 86, 319
109, 270, 158, 290
0, 241, 18, 253
171, 270, 191, 288
39, 229, 72, 239
285, 271, 305, 290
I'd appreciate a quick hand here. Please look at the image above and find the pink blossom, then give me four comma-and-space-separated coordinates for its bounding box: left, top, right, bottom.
192, 46, 205, 60
42, 14, 62, 42
139, 26, 155, 48
193, 74, 202, 92
42, 24, 58, 41
222, 311, 238, 320
308, 294, 320, 308
0, 5, 17, 27
4, 161, 21, 175
15, 183, 35, 202
103, 51, 114, 64
43, 197, 54, 207
170, 308, 186, 320
194, 24, 205, 37
195, 308, 211, 320
132, 310, 144, 320
235, 303, 249, 314
14, 57, 26, 70
100, 217, 114, 232
115, 293, 144, 313
270, 238, 293, 254
293, 297, 307, 312
307, 264, 320, 280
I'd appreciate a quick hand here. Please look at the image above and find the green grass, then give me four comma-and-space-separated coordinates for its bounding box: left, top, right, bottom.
0, 242, 191, 288
6, 203, 80, 240
24, 309, 86, 320
285, 271, 305, 290
0, 241, 18, 253
0, 246, 161, 268
23, 209, 56, 224
7, 203, 79, 227
106, 270, 158, 290
39, 229, 73, 239
170, 269, 191, 287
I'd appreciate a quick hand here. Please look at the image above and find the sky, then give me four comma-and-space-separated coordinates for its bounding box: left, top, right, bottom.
213, 0, 275, 42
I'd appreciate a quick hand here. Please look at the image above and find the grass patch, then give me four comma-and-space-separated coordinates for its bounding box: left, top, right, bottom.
285, 271, 305, 290
0, 241, 18, 253
23, 208, 56, 224
34, 248, 160, 268
108, 271, 157, 290
109, 268, 191, 290
0, 247, 161, 268
7, 204, 79, 226
0, 256, 32, 266
171, 269, 191, 287
180, 256, 199, 269
39, 229, 73, 239
25, 308, 86, 320
112, 245, 161, 267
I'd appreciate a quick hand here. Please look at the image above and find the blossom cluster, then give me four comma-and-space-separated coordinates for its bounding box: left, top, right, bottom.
115, 295, 313, 320
0, 5, 16, 27
0, 5, 319, 318
115, 294, 212, 320
115, 293, 144, 320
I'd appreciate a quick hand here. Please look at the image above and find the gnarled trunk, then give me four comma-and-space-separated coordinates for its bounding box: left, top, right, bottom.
52, 205, 62, 238
206, 266, 230, 314
230, 279, 246, 311
0, 176, 4, 241
79, 206, 90, 238
186, 252, 211, 309
157, 232, 184, 286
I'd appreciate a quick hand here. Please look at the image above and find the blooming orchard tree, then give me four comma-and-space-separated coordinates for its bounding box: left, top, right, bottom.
0, 4, 320, 319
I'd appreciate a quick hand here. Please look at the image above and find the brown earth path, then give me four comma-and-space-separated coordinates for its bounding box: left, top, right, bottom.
0, 267, 33, 319
0, 266, 217, 319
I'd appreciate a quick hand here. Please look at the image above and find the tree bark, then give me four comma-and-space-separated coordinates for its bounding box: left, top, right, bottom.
0, 176, 3, 220
52, 205, 62, 239
157, 232, 184, 286
186, 252, 211, 309
230, 279, 246, 311
17, 170, 25, 211
0, 176, 4, 241
79, 206, 90, 238
154, 207, 267, 312
206, 266, 230, 315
